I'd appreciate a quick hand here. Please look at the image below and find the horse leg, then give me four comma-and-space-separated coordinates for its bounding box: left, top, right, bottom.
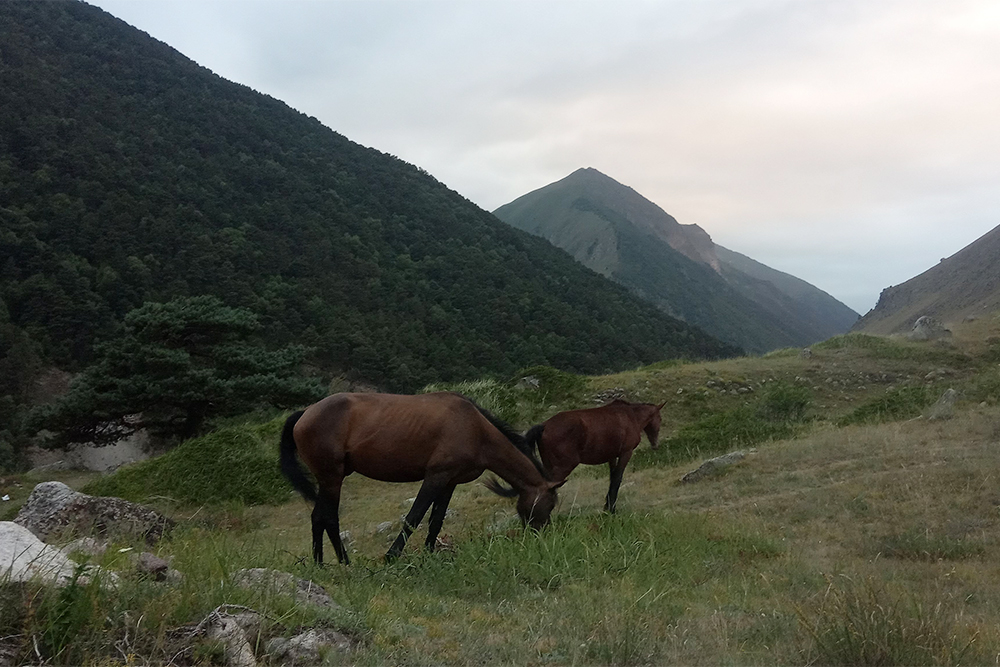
313, 480, 349, 565
424, 483, 457, 551
604, 450, 634, 514
385, 476, 445, 562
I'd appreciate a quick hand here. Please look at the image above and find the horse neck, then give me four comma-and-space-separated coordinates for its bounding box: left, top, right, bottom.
629, 403, 658, 426
483, 435, 547, 492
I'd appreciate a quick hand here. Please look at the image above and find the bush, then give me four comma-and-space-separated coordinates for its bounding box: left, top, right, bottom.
634, 383, 811, 469
82, 415, 290, 506
837, 386, 934, 426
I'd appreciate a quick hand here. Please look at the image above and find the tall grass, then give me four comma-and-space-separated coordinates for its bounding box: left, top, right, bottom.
423, 365, 587, 426
799, 576, 981, 666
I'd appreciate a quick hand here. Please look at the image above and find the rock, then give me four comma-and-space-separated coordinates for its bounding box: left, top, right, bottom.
800, 347, 812, 359
681, 451, 747, 483
205, 613, 257, 667
231, 568, 341, 611
60, 536, 107, 559
266, 629, 352, 665
925, 388, 958, 421
14, 481, 173, 545
130, 551, 170, 580
375, 521, 394, 534
0, 521, 86, 585
908, 316, 952, 342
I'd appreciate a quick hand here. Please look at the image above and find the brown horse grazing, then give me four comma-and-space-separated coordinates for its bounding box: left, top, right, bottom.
525, 399, 666, 513
280, 392, 562, 565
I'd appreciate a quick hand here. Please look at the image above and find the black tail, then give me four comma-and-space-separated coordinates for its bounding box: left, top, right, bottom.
483, 476, 519, 498
524, 424, 545, 458
279, 410, 316, 503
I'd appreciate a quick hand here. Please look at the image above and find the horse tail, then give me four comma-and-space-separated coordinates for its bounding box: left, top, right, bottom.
524, 424, 545, 458
482, 476, 519, 498
279, 410, 317, 503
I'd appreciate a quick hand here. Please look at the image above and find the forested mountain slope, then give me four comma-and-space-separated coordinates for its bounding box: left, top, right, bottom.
495, 168, 858, 353
853, 223, 1000, 334
0, 0, 738, 412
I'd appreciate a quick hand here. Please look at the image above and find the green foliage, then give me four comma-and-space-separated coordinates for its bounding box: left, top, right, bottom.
33, 296, 325, 445
82, 415, 290, 505
423, 365, 587, 426
837, 386, 934, 427
635, 382, 812, 469
800, 577, 980, 666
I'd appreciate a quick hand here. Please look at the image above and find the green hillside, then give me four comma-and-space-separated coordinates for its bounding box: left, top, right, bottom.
0, 2, 739, 433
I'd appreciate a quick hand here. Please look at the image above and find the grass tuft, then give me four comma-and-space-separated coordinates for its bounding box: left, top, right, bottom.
799, 575, 981, 666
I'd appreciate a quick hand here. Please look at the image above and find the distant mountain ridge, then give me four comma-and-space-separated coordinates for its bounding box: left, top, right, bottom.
494, 168, 859, 353
853, 223, 1000, 334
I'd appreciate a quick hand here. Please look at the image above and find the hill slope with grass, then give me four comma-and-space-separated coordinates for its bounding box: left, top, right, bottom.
4, 314, 1000, 665
854, 223, 1000, 334
494, 168, 859, 353
0, 2, 737, 399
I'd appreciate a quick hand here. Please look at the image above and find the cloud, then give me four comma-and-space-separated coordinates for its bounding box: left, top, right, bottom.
92, 0, 1000, 313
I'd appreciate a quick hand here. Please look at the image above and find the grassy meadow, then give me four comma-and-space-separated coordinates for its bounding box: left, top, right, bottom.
3, 317, 1000, 665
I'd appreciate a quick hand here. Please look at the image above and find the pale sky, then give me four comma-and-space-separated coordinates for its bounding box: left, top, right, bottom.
89, 0, 1000, 314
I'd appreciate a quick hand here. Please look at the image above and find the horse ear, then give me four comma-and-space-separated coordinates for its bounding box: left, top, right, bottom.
547, 479, 567, 491
656, 401, 667, 410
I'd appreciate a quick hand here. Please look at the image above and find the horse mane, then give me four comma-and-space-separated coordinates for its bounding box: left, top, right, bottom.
460, 395, 549, 480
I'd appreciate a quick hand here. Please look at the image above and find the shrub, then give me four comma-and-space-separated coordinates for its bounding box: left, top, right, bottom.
837, 386, 934, 426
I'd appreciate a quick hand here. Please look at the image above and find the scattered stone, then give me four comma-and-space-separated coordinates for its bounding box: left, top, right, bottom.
681, 451, 747, 483
908, 316, 952, 342
266, 629, 352, 665
592, 387, 626, 404
925, 388, 958, 421
130, 551, 170, 580
800, 348, 812, 359
518, 375, 540, 389
231, 568, 341, 611
14, 481, 173, 545
375, 520, 394, 534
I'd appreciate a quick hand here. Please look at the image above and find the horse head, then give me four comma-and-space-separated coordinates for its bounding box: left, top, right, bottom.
644, 401, 666, 450
517, 480, 564, 529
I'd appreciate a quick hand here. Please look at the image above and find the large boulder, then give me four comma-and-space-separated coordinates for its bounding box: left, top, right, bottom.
231, 568, 341, 611
0, 521, 81, 585
908, 316, 952, 342
14, 481, 173, 545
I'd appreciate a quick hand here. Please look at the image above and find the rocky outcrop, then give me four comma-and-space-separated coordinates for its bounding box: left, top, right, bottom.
681, 451, 747, 483
908, 316, 952, 342
14, 481, 173, 545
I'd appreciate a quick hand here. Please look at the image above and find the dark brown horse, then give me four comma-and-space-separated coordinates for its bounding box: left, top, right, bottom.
525, 399, 665, 513
280, 392, 562, 564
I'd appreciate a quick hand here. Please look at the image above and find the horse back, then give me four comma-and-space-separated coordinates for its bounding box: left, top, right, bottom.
295, 392, 491, 484
543, 403, 644, 465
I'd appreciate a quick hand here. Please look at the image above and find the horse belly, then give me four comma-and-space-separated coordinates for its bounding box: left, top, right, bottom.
578, 427, 636, 465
